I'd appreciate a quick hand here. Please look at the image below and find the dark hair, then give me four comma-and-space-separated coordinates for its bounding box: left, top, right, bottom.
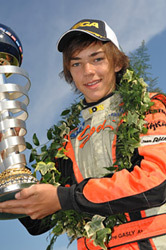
60, 33, 129, 88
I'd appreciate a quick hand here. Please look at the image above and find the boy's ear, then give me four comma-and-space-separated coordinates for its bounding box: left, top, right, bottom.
115, 65, 122, 72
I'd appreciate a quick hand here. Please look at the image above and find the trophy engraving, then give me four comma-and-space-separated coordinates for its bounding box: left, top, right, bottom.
0, 24, 37, 219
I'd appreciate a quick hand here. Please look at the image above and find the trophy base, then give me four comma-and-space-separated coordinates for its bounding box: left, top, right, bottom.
0, 182, 37, 220
0, 167, 38, 220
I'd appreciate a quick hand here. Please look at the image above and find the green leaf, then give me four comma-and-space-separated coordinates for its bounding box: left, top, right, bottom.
50, 142, 61, 150
41, 145, 47, 152
61, 109, 70, 116
53, 125, 61, 135
31, 163, 37, 169
52, 223, 64, 235
84, 215, 105, 238
47, 129, 53, 140
95, 228, 111, 250
42, 172, 53, 182
127, 112, 139, 125
33, 133, 40, 146
35, 161, 56, 175
142, 127, 148, 134
41, 151, 49, 161
26, 142, 32, 149
55, 148, 68, 159
29, 152, 35, 162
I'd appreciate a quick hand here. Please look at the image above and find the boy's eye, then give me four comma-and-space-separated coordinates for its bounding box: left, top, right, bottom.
94, 57, 103, 62
71, 62, 80, 67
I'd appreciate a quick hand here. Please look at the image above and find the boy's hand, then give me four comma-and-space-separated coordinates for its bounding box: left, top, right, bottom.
0, 183, 61, 220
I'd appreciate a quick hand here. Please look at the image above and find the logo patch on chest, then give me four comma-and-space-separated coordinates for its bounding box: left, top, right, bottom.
77, 119, 114, 148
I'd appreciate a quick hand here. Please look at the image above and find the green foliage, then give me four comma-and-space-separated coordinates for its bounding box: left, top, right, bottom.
46, 210, 91, 250
115, 70, 153, 170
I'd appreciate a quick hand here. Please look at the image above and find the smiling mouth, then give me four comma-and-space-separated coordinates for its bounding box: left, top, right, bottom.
85, 80, 101, 86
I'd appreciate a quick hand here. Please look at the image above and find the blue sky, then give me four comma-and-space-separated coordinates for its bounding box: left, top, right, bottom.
0, 0, 166, 249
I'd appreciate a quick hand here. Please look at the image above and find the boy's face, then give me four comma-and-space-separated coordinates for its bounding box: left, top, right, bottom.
69, 42, 121, 103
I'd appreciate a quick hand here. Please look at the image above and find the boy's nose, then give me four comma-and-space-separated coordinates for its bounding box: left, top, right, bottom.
83, 63, 95, 75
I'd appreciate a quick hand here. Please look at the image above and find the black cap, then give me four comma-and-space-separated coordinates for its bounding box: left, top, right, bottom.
57, 19, 120, 52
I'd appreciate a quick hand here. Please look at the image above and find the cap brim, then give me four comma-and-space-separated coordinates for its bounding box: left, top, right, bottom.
57, 29, 110, 52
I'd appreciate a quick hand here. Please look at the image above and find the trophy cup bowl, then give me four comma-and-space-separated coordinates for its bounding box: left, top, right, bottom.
0, 24, 37, 219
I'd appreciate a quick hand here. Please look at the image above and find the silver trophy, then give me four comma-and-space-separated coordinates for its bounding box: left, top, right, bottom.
0, 24, 37, 219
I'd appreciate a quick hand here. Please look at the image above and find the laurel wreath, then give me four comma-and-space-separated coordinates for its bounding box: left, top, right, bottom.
26, 69, 153, 250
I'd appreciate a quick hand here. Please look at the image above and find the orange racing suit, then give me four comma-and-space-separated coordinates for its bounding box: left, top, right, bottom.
20, 92, 166, 250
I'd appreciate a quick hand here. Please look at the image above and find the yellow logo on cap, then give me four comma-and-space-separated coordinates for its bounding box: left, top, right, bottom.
72, 21, 99, 29
85, 30, 105, 38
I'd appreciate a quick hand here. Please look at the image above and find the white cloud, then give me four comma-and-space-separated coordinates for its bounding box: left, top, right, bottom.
113, 0, 166, 52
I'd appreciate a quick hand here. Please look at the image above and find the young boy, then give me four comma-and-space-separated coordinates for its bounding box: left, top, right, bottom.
0, 19, 166, 250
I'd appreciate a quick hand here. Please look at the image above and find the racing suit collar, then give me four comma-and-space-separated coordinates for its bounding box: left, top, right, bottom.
82, 92, 115, 109
81, 92, 122, 121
